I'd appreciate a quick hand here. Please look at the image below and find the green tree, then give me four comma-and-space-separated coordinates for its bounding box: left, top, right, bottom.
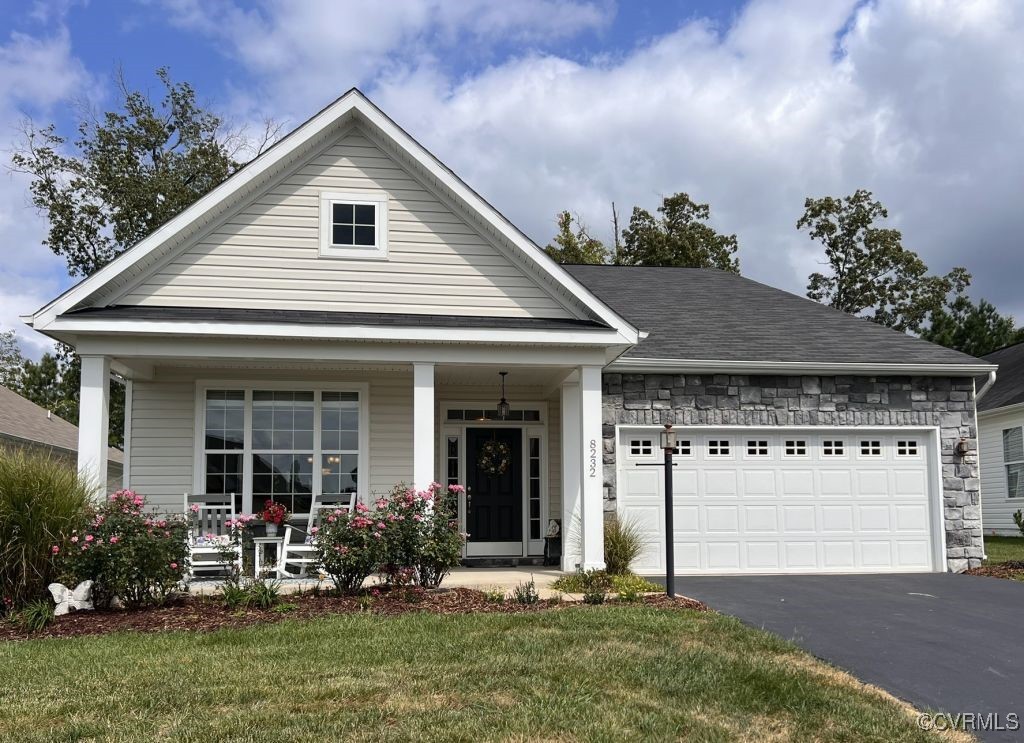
921, 295, 1024, 357
10, 67, 273, 277
544, 211, 608, 264
799, 189, 970, 334
0, 330, 24, 389
10, 68, 263, 449
616, 192, 739, 272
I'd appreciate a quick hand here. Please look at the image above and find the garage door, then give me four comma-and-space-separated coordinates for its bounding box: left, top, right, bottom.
618, 428, 940, 575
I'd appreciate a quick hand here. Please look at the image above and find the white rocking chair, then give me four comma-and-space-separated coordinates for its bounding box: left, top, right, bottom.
185, 493, 242, 579
277, 493, 357, 579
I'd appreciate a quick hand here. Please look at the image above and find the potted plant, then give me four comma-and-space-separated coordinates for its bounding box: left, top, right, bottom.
261, 500, 290, 537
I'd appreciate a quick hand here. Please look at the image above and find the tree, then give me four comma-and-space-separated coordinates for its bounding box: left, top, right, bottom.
921, 295, 1024, 357
0, 330, 24, 389
615, 192, 740, 272
544, 211, 608, 264
10, 67, 276, 277
10, 68, 264, 449
799, 189, 970, 334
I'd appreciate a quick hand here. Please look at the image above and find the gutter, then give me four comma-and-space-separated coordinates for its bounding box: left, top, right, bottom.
606, 357, 999, 376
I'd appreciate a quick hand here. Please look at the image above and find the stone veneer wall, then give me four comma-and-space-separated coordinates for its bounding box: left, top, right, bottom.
602, 373, 982, 571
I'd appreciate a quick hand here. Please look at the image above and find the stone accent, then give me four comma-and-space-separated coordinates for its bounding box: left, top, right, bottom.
602, 373, 982, 571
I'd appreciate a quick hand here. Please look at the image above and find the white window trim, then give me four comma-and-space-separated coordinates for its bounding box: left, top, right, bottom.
1003, 425, 1024, 499
193, 380, 370, 515
318, 190, 389, 260
782, 438, 809, 459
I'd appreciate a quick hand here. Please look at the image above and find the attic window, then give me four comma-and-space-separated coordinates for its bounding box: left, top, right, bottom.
319, 191, 388, 260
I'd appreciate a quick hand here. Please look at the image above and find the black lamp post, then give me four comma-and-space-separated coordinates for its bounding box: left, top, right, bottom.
659, 424, 676, 598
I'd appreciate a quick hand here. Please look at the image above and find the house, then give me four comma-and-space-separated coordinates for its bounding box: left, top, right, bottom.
23, 89, 994, 574
976, 341, 1024, 536
0, 384, 123, 491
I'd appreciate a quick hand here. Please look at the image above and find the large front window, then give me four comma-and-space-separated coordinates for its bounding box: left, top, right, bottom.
202, 387, 363, 514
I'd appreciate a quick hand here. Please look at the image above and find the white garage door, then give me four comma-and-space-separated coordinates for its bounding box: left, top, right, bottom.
618, 428, 940, 575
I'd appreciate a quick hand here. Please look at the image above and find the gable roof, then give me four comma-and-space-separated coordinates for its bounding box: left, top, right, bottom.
979, 341, 1024, 412
0, 385, 123, 463
565, 265, 994, 373
26, 89, 637, 344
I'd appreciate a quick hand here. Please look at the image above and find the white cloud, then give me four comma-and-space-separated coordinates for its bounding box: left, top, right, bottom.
0, 27, 93, 356
162, 0, 1024, 324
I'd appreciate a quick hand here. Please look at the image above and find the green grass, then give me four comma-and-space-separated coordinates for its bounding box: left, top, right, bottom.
0, 607, 943, 742
983, 536, 1024, 565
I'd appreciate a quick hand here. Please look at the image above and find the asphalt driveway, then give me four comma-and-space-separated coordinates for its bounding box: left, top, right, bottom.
666, 573, 1024, 742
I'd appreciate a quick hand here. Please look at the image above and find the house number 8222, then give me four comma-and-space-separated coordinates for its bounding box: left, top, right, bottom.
588, 439, 598, 477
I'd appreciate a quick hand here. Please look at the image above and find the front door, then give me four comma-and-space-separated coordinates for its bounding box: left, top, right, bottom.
465, 427, 523, 555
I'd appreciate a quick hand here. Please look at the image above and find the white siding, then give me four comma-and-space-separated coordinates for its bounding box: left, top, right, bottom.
979, 409, 1024, 536
112, 127, 572, 319
128, 367, 414, 513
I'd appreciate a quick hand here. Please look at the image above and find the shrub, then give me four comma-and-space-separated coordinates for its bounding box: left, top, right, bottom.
60, 490, 190, 609
314, 482, 466, 592
14, 599, 54, 633
221, 580, 249, 610
0, 451, 92, 612
1014, 509, 1024, 537
484, 587, 506, 604
604, 514, 644, 575
247, 579, 281, 610
551, 570, 661, 595
511, 578, 540, 605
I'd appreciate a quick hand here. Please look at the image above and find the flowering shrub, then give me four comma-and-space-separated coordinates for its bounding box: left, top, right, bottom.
59, 490, 190, 609
313, 483, 466, 592
261, 500, 289, 526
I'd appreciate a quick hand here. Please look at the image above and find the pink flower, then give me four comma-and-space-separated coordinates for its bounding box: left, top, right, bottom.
413, 514, 424, 522
70, 536, 79, 543
85, 535, 94, 543
375, 498, 387, 509
355, 502, 369, 513
51, 545, 59, 554
109, 536, 119, 544
189, 503, 200, 513
375, 522, 386, 530
169, 562, 178, 570
448, 484, 465, 494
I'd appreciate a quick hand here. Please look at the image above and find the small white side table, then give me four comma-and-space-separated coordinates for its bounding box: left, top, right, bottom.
252, 536, 283, 578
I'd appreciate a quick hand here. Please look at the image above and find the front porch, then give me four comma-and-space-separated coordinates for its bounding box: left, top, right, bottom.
75, 347, 609, 573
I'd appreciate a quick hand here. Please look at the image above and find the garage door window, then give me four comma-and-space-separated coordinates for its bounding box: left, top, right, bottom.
859, 440, 882, 457
1002, 427, 1024, 498
822, 439, 845, 456
783, 439, 808, 457
896, 440, 919, 457
708, 439, 731, 456
629, 439, 654, 457
746, 440, 769, 457
673, 439, 692, 456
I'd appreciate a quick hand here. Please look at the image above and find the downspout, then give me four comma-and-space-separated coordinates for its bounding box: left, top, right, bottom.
976, 370, 997, 402
972, 371, 996, 561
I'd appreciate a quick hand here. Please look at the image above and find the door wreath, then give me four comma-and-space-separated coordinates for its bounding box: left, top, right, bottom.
477, 439, 511, 476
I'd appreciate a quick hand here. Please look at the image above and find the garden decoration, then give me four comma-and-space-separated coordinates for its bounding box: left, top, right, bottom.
261, 500, 290, 536
48, 580, 94, 616
477, 439, 511, 476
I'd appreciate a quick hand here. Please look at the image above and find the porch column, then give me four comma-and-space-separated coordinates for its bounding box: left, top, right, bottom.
578, 364, 606, 571
560, 376, 582, 570
78, 354, 110, 497
412, 362, 435, 490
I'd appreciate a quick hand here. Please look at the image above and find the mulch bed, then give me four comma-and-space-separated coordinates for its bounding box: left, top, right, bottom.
966, 561, 1024, 580
1, 588, 708, 642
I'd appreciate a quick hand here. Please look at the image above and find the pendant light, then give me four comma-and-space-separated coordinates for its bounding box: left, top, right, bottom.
496, 371, 511, 420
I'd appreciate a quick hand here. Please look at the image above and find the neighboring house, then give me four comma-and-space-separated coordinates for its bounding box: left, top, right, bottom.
0, 384, 123, 492
23, 89, 994, 574
977, 341, 1024, 536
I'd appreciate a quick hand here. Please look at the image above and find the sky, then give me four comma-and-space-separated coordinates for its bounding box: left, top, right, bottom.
1, 0, 1022, 356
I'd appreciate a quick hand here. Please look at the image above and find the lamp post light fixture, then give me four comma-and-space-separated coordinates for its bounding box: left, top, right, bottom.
496, 371, 511, 420
660, 423, 676, 598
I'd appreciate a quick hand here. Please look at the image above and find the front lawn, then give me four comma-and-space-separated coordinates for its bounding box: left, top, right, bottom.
0, 606, 948, 741
982, 535, 1024, 565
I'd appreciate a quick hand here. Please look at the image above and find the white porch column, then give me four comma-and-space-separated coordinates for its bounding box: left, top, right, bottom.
412, 362, 435, 490
77, 354, 111, 497
560, 376, 582, 571
578, 364, 606, 570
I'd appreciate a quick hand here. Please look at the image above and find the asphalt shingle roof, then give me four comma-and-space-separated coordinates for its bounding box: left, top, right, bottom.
0, 385, 123, 462
979, 342, 1024, 411
564, 265, 986, 367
